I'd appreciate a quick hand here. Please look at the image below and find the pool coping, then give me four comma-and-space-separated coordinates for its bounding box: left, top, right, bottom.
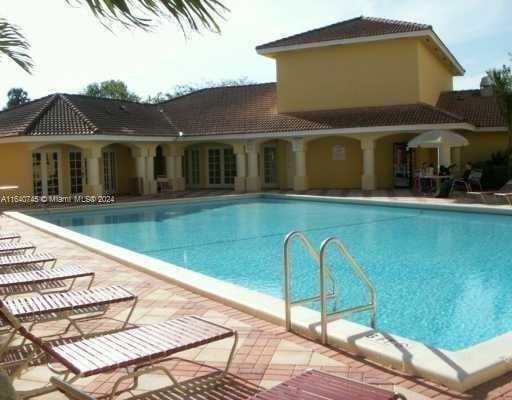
5, 193, 512, 392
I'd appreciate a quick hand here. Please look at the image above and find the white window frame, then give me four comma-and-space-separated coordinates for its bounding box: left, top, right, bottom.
185, 148, 201, 188
69, 151, 85, 195
103, 150, 117, 194
262, 144, 279, 188
32, 149, 62, 196
206, 145, 236, 188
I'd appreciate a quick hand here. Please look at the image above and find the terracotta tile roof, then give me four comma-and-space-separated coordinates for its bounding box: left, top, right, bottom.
0, 93, 178, 138
29, 96, 96, 136
437, 90, 506, 128
0, 85, 490, 140
160, 83, 464, 136
0, 95, 55, 137
256, 16, 431, 51
64, 94, 178, 136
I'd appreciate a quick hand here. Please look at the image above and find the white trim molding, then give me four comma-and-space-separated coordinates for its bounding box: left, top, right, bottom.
257, 30, 465, 76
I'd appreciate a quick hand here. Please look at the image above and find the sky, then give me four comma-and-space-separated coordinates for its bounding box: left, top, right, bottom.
1, 0, 511, 108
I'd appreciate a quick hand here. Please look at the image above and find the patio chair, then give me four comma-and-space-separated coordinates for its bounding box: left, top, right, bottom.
0, 252, 56, 273
0, 303, 237, 400
0, 242, 36, 256
49, 369, 404, 400
0, 265, 95, 299
468, 179, 512, 205
0, 232, 21, 242
451, 168, 483, 193
0, 286, 137, 362
248, 369, 406, 400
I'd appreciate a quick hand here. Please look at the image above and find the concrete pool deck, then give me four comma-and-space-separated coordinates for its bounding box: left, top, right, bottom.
2, 192, 512, 399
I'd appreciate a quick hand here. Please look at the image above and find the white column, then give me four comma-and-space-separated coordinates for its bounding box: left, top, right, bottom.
165, 155, 176, 181
361, 138, 376, 191
85, 148, 103, 196
163, 145, 185, 192
145, 147, 157, 194
292, 139, 308, 191
245, 141, 261, 192
134, 154, 147, 194
233, 143, 246, 193
438, 145, 451, 172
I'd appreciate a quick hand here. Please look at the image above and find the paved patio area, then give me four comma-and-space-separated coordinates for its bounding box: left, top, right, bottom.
1, 193, 512, 399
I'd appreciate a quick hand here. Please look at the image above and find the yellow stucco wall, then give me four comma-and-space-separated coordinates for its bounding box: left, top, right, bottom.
459, 131, 508, 165
417, 41, 453, 105
273, 38, 455, 112
104, 144, 135, 194
306, 136, 363, 188
0, 143, 33, 197
275, 38, 422, 112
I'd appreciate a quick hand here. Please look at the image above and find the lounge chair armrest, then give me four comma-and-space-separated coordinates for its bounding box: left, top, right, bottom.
50, 377, 96, 400
494, 193, 512, 197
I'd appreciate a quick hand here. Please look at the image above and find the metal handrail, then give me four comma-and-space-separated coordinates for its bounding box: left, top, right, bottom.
283, 231, 337, 331
319, 237, 377, 344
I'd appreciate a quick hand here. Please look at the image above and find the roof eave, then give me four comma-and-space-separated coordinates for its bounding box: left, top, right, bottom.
256, 30, 465, 76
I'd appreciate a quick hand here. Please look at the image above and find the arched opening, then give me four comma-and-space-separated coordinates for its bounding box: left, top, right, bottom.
375, 133, 435, 189
154, 145, 166, 179
306, 136, 362, 189
101, 143, 135, 195
183, 142, 236, 189
260, 139, 292, 189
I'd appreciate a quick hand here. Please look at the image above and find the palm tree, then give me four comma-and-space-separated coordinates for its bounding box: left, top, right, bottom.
487, 62, 512, 152
1, 0, 227, 73
487, 60, 512, 178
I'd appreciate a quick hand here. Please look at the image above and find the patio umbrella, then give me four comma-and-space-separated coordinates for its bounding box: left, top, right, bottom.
407, 130, 469, 171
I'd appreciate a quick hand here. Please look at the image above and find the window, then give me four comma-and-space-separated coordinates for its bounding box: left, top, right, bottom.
46, 152, 60, 195
32, 153, 43, 196
103, 151, 117, 194
263, 145, 278, 186
208, 148, 222, 185
223, 148, 236, 185
69, 151, 84, 194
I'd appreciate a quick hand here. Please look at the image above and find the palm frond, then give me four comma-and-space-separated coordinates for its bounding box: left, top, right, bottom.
0, 18, 33, 74
68, 0, 228, 32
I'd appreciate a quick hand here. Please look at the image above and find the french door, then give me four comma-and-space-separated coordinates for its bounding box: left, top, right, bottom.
185, 148, 201, 188
32, 151, 61, 196
207, 147, 236, 187
69, 151, 85, 194
103, 151, 117, 194
262, 145, 278, 187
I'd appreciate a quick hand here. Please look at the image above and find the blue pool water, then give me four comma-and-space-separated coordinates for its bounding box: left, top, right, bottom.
36, 197, 512, 350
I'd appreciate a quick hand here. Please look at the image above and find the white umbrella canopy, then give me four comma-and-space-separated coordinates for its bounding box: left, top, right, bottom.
408, 130, 469, 171
407, 130, 469, 148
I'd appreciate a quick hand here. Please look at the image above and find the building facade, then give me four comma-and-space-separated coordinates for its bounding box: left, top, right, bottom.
0, 17, 507, 198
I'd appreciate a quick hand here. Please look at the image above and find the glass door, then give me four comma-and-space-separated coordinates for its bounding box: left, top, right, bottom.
46, 152, 60, 195
32, 153, 43, 196
207, 147, 236, 187
263, 145, 278, 187
208, 148, 222, 186
103, 151, 117, 194
223, 148, 236, 185
186, 148, 201, 187
69, 151, 84, 194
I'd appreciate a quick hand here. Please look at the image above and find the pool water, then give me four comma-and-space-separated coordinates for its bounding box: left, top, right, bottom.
37, 197, 512, 350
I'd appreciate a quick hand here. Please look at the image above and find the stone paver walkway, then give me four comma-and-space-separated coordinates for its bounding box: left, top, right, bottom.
1, 195, 511, 399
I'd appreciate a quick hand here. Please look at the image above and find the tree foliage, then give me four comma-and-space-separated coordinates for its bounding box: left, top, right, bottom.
1, 0, 227, 73
487, 57, 512, 152
0, 18, 33, 73
82, 80, 141, 101
145, 77, 256, 103
5, 87, 30, 109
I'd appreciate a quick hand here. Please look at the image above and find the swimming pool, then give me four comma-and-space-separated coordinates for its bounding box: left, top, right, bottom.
36, 196, 512, 351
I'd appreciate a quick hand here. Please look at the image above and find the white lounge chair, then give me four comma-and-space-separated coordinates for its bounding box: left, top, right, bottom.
468, 179, 512, 204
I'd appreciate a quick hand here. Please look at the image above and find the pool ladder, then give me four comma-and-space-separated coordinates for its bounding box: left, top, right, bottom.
283, 231, 377, 344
